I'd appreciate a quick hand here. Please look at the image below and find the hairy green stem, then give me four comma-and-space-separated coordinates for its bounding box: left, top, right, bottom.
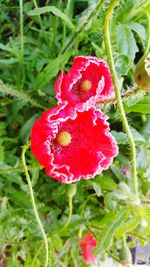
0, 80, 46, 110
21, 144, 49, 267
103, 0, 138, 197
61, 0, 105, 53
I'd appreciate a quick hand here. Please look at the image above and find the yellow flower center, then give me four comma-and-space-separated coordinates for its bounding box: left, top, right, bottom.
57, 131, 72, 146
81, 80, 92, 92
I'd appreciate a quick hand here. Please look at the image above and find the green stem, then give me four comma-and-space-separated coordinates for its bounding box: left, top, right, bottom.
19, 0, 24, 65
0, 80, 46, 110
103, 0, 138, 197
62, 0, 71, 48
61, 0, 105, 53
50, 195, 73, 236
21, 144, 49, 267
32, 0, 48, 42
19, 0, 25, 89
57, 195, 73, 234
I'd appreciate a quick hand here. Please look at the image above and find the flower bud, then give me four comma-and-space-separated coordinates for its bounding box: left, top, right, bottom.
120, 241, 132, 267
134, 52, 150, 91
67, 184, 77, 198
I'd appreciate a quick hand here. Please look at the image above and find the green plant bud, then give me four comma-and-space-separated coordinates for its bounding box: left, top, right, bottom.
67, 184, 77, 198
134, 52, 150, 91
120, 242, 132, 267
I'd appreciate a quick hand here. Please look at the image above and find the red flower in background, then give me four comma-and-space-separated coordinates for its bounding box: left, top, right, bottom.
55, 56, 114, 108
30, 103, 118, 184
79, 233, 97, 264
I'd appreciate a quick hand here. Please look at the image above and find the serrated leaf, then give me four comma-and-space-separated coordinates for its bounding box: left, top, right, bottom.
117, 24, 138, 63
28, 6, 75, 30
36, 52, 71, 89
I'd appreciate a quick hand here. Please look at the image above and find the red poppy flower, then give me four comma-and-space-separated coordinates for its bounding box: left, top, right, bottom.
55, 56, 114, 108
30, 103, 118, 184
79, 233, 97, 264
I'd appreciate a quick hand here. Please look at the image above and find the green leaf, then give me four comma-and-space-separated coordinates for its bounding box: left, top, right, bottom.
144, 3, 150, 14
0, 58, 18, 65
131, 127, 146, 143
111, 130, 128, 144
124, 96, 150, 114
94, 175, 117, 191
28, 6, 75, 30
19, 114, 40, 142
94, 209, 128, 253
117, 24, 138, 63
115, 216, 139, 238
36, 52, 71, 89
129, 22, 146, 40
115, 54, 131, 75
0, 43, 13, 53
51, 235, 63, 251
93, 182, 101, 197
0, 140, 4, 162
110, 165, 126, 181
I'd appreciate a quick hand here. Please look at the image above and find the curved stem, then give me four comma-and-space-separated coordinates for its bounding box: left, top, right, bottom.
103, 0, 138, 197
21, 144, 49, 267
57, 195, 73, 234
51, 195, 73, 236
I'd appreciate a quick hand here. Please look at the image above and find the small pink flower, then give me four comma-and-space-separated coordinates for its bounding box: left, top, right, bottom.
55, 56, 114, 108
79, 233, 97, 264
30, 103, 118, 184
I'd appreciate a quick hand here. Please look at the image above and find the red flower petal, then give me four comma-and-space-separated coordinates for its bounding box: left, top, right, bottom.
55, 56, 114, 108
31, 104, 118, 184
79, 233, 97, 264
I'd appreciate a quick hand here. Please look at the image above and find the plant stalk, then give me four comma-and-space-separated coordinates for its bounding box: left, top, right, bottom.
103, 0, 138, 197
22, 143, 49, 267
